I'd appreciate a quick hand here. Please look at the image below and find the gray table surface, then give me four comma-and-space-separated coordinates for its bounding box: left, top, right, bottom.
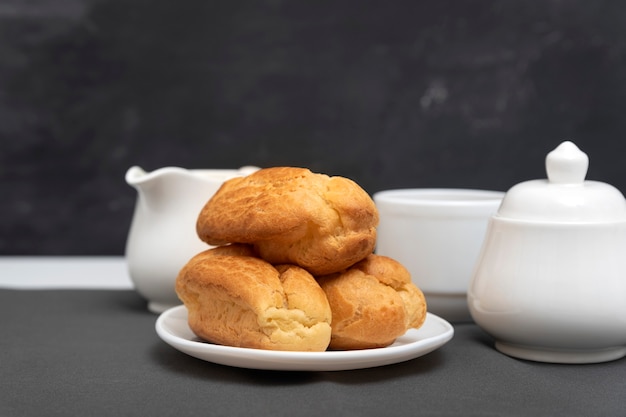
2, 289, 625, 417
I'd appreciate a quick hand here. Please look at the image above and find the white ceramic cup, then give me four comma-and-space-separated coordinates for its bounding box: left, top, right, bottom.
373, 188, 504, 322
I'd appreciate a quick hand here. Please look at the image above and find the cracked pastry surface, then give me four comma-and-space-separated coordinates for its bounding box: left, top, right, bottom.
317, 254, 427, 350
175, 244, 332, 352
195, 167, 379, 275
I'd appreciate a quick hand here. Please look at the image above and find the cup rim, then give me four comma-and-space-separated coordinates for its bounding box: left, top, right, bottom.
373, 188, 504, 217
373, 188, 505, 205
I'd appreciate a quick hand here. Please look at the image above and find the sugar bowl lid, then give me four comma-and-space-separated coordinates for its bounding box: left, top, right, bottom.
496, 141, 626, 223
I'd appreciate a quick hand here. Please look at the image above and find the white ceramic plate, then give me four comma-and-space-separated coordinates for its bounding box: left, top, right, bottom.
156, 305, 454, 371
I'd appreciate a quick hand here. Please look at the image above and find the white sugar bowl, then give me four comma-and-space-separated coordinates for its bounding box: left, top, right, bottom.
468, 141, 626, 363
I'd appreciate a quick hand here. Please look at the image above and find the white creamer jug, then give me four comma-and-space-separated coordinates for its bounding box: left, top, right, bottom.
468, 141, 626, 363
125, 165, 258, 313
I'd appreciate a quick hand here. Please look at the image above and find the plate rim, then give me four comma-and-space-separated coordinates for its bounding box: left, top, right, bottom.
155, 305, 454, 371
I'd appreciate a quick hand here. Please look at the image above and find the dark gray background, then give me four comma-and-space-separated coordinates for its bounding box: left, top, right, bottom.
2, 0, 626, 255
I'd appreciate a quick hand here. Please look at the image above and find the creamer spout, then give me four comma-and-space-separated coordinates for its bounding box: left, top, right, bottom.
125, 166, 147, 187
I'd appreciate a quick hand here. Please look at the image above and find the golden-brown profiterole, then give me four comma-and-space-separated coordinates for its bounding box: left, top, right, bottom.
195, 167, 379, 276
175, 244, 332, 352
317, 254, 427, 350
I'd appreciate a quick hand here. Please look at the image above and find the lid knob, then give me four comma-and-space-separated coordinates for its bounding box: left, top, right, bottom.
546, 141, 589, 185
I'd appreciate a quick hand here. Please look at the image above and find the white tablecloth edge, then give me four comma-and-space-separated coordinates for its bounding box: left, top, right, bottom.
0, 256, 134, 289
